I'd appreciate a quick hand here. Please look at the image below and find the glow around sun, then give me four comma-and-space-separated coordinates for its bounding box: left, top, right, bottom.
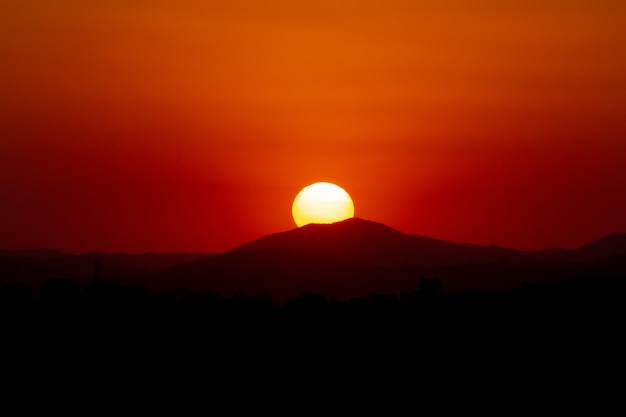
292, 182, 355, 227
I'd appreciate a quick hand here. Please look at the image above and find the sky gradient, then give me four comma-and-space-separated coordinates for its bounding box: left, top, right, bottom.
2, 1, 625, 253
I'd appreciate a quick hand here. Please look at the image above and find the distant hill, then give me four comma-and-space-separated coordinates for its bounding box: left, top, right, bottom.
575, 233, 626, 260
231, 218, 532, 266
0, 250, 212, 288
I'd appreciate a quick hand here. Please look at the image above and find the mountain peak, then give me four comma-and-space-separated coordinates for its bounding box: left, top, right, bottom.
230, 217, 469, 266
295, 217, 406, 236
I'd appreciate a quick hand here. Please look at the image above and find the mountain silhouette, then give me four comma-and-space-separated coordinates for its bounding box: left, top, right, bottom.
231, 217, 530, 266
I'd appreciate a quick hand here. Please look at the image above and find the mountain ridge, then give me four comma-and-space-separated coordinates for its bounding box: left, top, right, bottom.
231, 217, 531, 267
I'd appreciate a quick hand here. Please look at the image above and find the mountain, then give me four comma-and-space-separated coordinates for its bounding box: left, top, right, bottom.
230, 218, 531, 267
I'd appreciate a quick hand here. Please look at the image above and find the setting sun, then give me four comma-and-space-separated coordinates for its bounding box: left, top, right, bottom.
292, 182, 355, 227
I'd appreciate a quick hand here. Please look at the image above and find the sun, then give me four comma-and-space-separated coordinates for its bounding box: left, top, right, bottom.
292, 182, 355, 227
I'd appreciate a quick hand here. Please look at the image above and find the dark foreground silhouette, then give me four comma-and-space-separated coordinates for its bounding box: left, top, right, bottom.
2, 274, 624, 353
1, 275, 623, 408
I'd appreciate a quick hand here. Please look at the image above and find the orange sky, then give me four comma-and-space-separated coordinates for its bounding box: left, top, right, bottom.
1, 1, 626, 253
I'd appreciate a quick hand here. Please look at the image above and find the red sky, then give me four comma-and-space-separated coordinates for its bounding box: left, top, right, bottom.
1, 1, 626, 253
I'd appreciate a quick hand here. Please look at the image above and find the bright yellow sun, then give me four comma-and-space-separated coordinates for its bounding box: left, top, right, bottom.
292, 182, 355, 227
